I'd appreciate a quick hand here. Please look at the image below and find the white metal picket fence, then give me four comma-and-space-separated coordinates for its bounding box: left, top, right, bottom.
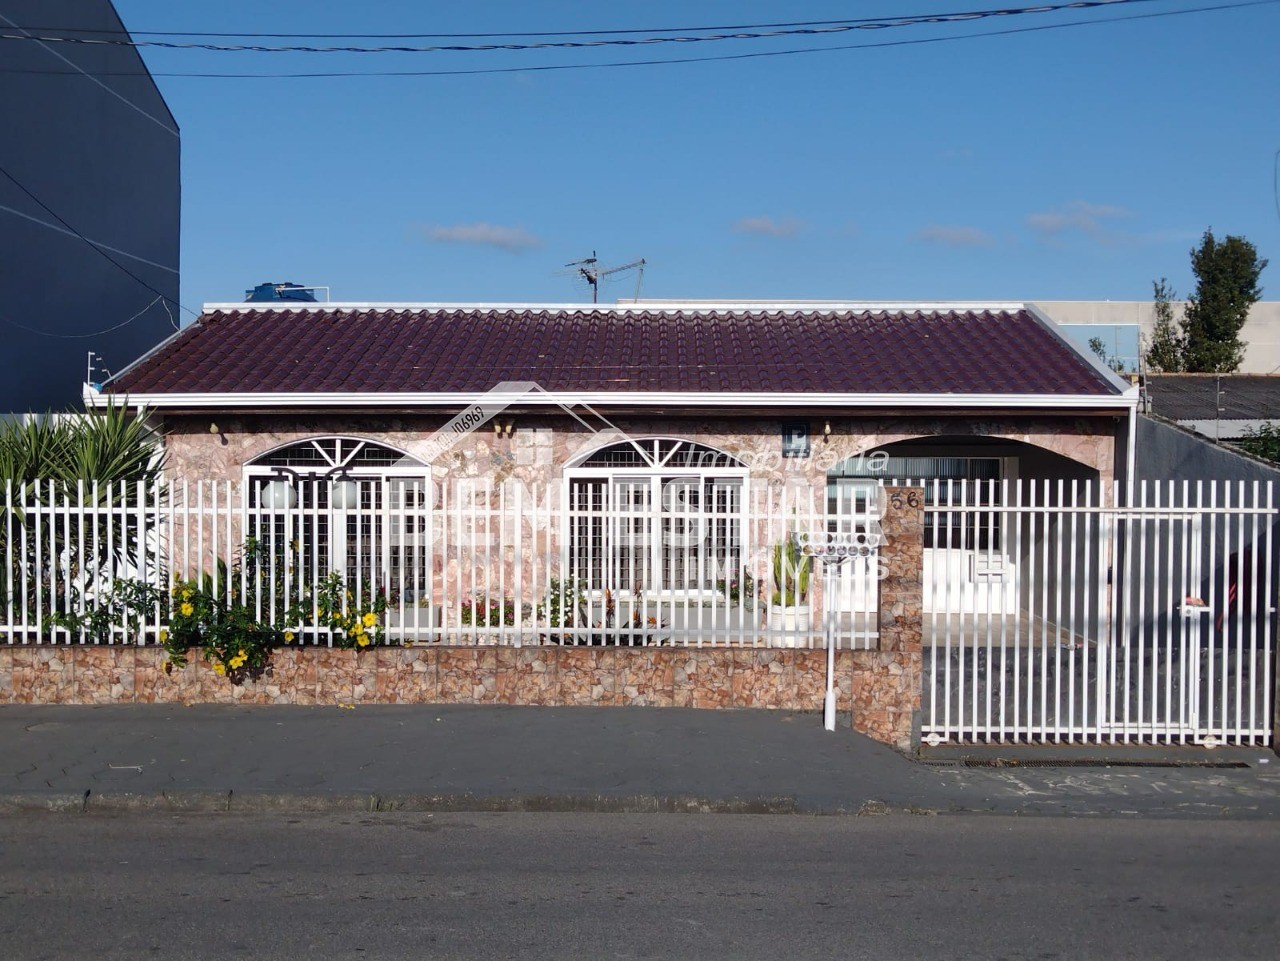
0, 477, 881, 650
921, 479, 1275, 747
4, 476, 1275, 745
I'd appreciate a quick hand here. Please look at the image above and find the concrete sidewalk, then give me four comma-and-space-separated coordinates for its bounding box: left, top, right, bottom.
1, 704, 1277, 818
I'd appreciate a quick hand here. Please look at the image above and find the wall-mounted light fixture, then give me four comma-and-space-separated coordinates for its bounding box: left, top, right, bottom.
823, 420, 832, 442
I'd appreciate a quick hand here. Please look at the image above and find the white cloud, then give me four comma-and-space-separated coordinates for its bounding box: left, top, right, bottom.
733, 216, 805, 238
1026, 200, 1131, 239
915, 224, 995, 247
420, 222, 543, 253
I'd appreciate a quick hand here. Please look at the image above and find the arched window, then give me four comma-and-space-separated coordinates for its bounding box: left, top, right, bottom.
565, 439, 748, 594
244, 438, 431, 601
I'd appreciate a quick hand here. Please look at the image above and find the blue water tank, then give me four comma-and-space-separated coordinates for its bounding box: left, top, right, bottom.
244, 282, 318, 303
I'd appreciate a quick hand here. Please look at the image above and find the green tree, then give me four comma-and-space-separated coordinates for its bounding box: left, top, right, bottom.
1087, 336, 1127, 374
1181, 229, 1268, 372
1237, 422, 1280, 465
1143, 278, 1186, 372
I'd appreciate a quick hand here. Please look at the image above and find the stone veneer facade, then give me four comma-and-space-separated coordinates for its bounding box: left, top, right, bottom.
164, 412, 1117, 491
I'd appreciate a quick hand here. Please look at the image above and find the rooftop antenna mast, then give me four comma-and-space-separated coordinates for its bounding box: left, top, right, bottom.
565, 251, 599, 303
563, 252, 647, 304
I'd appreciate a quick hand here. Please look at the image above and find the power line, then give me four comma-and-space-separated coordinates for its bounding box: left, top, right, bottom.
0, 12, 178, 136
0, 295, 164, 339
0, 203, 179, 274
0, 0, 1266, 79
0, 164, 195, 318
0, 1, 1175, 54
2, 1, 1176, 40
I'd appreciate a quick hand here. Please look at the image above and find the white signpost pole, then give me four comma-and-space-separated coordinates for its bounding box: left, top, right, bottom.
792, 529, 881, 732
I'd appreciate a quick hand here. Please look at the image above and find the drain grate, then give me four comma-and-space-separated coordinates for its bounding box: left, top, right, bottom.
925, 757, 1250, 769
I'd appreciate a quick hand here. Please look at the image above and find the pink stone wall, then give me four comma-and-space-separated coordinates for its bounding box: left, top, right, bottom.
0, 644, 918, 751
160, 413, 1117, 489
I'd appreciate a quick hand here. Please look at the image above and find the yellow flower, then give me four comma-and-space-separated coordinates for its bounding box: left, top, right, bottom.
158, 629, 168, 643
179, 602, 194, 617
356, 635, 370, 648
361, 612, 377, 628
284, 630, 295, 643
237, 649, 246, 657
229, 654, 246, 669
213, 662, 226, 676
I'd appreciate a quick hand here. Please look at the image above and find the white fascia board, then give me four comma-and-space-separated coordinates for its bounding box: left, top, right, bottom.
92, 390, 1138, 412
202, 301, 1032, 315
1023, 304, 1135, 394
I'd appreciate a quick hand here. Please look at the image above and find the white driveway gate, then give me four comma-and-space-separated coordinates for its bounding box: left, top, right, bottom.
922, 479, 1275, 746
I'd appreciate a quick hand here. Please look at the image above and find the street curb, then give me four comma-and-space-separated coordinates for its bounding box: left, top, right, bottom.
0, 791, 920, 817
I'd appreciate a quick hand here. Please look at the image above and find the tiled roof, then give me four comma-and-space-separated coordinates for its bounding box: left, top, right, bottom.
1146, 374, 1280, 421
106, 306, 1121, 397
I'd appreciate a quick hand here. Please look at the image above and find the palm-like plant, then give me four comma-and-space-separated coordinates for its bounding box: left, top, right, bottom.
1, 404, 165, 633
769, 538, 812, 608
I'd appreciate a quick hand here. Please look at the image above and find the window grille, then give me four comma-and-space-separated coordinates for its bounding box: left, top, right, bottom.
567, 440, 746, 592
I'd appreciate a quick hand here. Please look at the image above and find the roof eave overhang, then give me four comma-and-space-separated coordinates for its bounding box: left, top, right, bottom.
88, 387, 1138, 414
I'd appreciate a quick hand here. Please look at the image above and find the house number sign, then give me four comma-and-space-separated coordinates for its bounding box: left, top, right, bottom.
888, 490, 922, 510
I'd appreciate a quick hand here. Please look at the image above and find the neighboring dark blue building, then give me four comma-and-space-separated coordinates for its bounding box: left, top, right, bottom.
0, 0, 179, 412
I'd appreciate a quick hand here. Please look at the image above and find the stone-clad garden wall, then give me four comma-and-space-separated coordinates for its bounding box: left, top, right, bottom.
0, 646, 919, 751
0, 489, 926, 752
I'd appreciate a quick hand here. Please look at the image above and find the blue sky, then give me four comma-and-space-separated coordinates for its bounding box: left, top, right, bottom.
107, 0, 1280, 310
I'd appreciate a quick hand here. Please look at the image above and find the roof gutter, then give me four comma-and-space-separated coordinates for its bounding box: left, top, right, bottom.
89, 388, 1139, 412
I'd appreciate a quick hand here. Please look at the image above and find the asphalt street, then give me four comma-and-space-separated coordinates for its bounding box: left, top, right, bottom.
1, 812, 1276, 961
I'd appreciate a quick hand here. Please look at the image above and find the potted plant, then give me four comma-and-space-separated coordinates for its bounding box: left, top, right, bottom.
386, 592, 440, 642
766, 539, 812, 644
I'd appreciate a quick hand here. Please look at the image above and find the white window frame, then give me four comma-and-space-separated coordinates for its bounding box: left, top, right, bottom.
563, 438, 749, 598
242, 437, 432, 599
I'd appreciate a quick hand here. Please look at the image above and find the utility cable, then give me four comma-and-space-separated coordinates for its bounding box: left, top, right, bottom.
0, 0, 1268, 79
0, 164, 195, 318
0, 203, 179, 275
0, 296, 164, 339
6, 1, 1177, 41
0, 2, 1176, 55
0, 12, 178, 136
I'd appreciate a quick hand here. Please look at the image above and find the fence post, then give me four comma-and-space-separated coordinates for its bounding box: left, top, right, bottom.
867, 486, 925, 750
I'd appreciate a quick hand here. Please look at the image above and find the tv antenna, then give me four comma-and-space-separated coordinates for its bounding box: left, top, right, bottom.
562, 251, 647, 303
86, 351, 111, 388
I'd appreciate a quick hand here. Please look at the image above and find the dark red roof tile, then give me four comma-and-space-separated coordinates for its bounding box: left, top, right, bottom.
106, 306, 1120, 397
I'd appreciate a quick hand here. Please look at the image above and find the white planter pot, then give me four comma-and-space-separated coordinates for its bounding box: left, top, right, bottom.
766, 605, 812, 646
386, 604, 440, 641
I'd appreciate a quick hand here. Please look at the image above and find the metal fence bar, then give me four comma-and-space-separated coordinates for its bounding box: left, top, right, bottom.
1, 475, 1273, 745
